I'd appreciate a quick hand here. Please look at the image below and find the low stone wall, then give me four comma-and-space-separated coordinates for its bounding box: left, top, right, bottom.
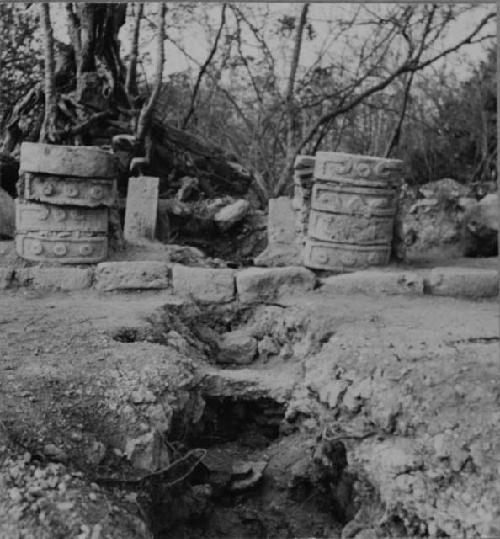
0, 261, 497, 299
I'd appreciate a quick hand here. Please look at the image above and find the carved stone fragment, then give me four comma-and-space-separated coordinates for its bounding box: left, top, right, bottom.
303, 239, 391, 272
20, 142, 119, 178
23, 173, 117, 207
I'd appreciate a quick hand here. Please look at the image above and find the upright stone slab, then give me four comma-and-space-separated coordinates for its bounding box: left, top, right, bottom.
254, 197, 302, 267
124, 176, 159, 241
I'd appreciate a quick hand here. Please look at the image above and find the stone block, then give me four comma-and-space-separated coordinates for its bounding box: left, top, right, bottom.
423, 268, 498, 298
216, 330, 258, 365
0, 267, 14, 289
20, 142, 119, 178
124, 176, 159, 241
321, 270, 424, 296
172, 264, 235, 303
236, 266, 316, 303
95, 261, 170, 291
14, 267, 93, 290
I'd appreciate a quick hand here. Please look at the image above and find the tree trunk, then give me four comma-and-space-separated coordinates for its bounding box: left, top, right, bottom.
1, 3, 253, 199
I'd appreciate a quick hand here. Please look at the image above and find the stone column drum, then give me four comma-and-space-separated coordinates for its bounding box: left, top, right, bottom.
16, 142, 119, 263
303, 151, 403, 272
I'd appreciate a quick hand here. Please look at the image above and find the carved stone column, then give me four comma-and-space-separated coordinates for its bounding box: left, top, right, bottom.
303, 151, 403, 272
16, 142, 118, 263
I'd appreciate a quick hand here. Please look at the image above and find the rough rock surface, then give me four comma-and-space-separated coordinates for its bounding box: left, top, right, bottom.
95, 261, 170, 290
172, 264, 235, 303
236, 266, 316, 303
321, 270, 424, 296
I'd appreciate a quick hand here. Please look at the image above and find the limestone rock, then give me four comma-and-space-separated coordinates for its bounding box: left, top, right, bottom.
214, 199, 250, 231
0, 188, 14, 239
236, 266, 316, 303
172, 264, 235, 303
216, 330, 258, 365
393, 179, 470, 261
321, 270, 424, 296
95, 261, 170, 291
423, 267, 498, 298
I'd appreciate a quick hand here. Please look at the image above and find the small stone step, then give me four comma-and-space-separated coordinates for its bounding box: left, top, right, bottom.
172, 264, 235, 303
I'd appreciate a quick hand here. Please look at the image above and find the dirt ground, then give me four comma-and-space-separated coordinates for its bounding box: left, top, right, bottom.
0, 285, 498, 538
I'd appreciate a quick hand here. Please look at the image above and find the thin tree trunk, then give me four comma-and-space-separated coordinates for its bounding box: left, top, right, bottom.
384, 72, 415, 157
125, 2, 143, 104
285, 3, 309, 156
40, 3, 57, 143
273, 3, 310, 198
136, 2, 166, 146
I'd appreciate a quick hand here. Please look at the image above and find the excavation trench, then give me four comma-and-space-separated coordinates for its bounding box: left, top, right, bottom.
106, 301, 370, 539
107, 301, 440, 539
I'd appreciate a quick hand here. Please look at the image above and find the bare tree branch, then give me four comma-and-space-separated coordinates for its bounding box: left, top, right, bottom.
182, 3, 226, 129
273, 9, 494, 196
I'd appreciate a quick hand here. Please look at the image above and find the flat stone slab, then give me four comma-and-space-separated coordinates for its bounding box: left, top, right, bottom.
321, 270, 424, 296
423, 267, 499, 298
14, 267, 94, 290
236, 266, 316, 303
95, 261, 170, 291
172, 265, 235, 303
124, 176, 159, 241
0, 267, 14, 289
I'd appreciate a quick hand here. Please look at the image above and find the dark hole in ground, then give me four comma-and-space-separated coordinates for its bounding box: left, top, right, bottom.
184, 396, 286, 449
147, 394, 358, 539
